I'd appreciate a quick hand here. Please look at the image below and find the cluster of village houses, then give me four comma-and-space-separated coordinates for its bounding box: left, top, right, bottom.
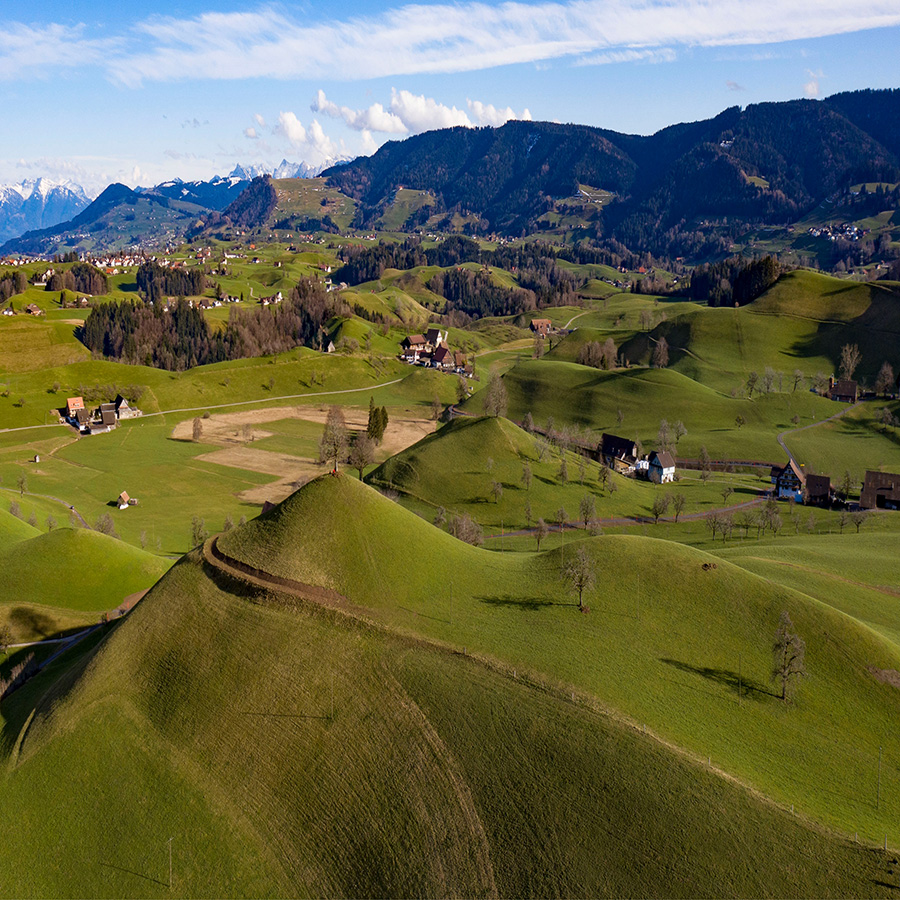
62, 395, 141, 435
399, 328, 473, 375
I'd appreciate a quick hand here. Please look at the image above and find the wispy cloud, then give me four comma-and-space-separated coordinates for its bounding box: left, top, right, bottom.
0, 23, 113, 80
88, 1, 900, 85
574, 48, 676, 67
726, 80, 745, 91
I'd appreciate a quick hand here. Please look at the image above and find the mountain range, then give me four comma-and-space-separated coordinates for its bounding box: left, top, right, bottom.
324, 89, 900, 257
3, 89, 899, 260
0, 178, 90, 244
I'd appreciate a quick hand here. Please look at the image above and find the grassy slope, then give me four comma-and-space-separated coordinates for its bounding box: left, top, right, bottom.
0, 527, 170, 612
366, 415, 748, 530
0, 543, 894, 897
219, 476, 900, 846
716, 532, 900, 645
0, 504, 39, 549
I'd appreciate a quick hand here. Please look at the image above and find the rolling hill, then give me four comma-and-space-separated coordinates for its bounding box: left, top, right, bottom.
2, 474, 899, 896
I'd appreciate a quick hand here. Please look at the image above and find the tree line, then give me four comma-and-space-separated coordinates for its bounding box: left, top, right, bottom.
47, 262, 109, 296
79, 277, 348, 370
136, 262, 206, 303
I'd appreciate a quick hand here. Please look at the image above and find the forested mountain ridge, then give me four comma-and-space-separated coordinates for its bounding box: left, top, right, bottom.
324, 90, 900, 256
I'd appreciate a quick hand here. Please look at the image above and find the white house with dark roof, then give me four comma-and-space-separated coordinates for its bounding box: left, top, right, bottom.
648, 450, 676, 484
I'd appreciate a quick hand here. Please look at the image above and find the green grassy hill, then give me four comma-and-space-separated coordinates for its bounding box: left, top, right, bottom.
215, 477, 900, 846
0, 505, 39, 549
1, 478, 898, 896
368, 414, 662, 529
0, 527, 171, 641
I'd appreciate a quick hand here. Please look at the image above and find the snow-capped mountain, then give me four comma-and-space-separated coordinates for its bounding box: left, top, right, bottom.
229, 157, 352, 181
0, 178, 91, 243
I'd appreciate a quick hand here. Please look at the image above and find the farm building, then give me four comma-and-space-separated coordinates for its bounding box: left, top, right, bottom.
804, 473, 833, 506
827, 379, 858, 403
600, 433, 640, 474
530, 318, 552, 337
770, 459, 806, 502
647, 450, 676, 484
860, 471, 900, 510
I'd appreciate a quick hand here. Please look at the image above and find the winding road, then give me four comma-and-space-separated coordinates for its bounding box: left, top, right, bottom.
776, 400, 863, 465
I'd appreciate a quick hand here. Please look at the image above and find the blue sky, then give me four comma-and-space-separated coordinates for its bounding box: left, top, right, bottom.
3, 0, 899, 194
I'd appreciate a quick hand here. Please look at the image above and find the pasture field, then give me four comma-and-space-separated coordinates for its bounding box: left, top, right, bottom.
213, 475, 900, 846
0, 507, 895, 896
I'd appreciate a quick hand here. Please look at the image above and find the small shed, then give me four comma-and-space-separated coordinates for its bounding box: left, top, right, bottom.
117, 491, 130, 510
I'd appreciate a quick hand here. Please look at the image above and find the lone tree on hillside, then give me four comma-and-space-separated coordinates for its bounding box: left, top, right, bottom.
875, 361, 896, 397
348, 433, 375, 480
534, 518, 549, 551
484, 372, 508, 417
320, 405, 348, 471
563, 545, 595, 611
839, 343, 861, 382
651, 336, 669, 369
772, 611, 806, 702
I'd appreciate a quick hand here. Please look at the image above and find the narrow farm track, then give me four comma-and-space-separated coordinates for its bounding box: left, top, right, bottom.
0, 377, 406, 435
777, 400, 863, 465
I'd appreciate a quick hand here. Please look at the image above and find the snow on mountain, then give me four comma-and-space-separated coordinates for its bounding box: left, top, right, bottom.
228, 157, 353, 181
0, 178, 91, 243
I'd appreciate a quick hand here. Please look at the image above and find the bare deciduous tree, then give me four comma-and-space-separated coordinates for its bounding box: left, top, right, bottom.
562, 544, 595, 611
319, 405, 348, 471
839, 343, 862, 382
534, 518, 549, 551
772, 611, 806, 702
348, 432, 375, 480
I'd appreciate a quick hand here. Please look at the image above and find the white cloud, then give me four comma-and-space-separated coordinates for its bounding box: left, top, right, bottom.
468, 99, 533, 127
97, 1, 900, 86
726, 80, 745, 91
311, 88, 530, 135
0, 23, 113, 81
277, 111, 307, 145
574, 48, 677, 67
389, 89, 471, 131
312, 89, 407, 133
254, 113, 266, 128
804, 68, 823, 97
275, 112, 343, 166
244, 126, 259, 139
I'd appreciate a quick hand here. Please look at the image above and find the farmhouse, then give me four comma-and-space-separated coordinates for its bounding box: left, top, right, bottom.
770, 459, 806, 502
860, 470, 900, 510
647, 450, 676, 484
600, 433, 640, 474
530, 318, 552, 337
827, 379, 858, 403
805, 473, 833, 506
66, 397, 85, 418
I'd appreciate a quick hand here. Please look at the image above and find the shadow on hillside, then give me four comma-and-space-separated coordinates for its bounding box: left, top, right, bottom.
98, 861, 167, 887
479, 594, 555, 611
398, 605, 450, 624
7, 606, 62, 640
660, 658, 774, 700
